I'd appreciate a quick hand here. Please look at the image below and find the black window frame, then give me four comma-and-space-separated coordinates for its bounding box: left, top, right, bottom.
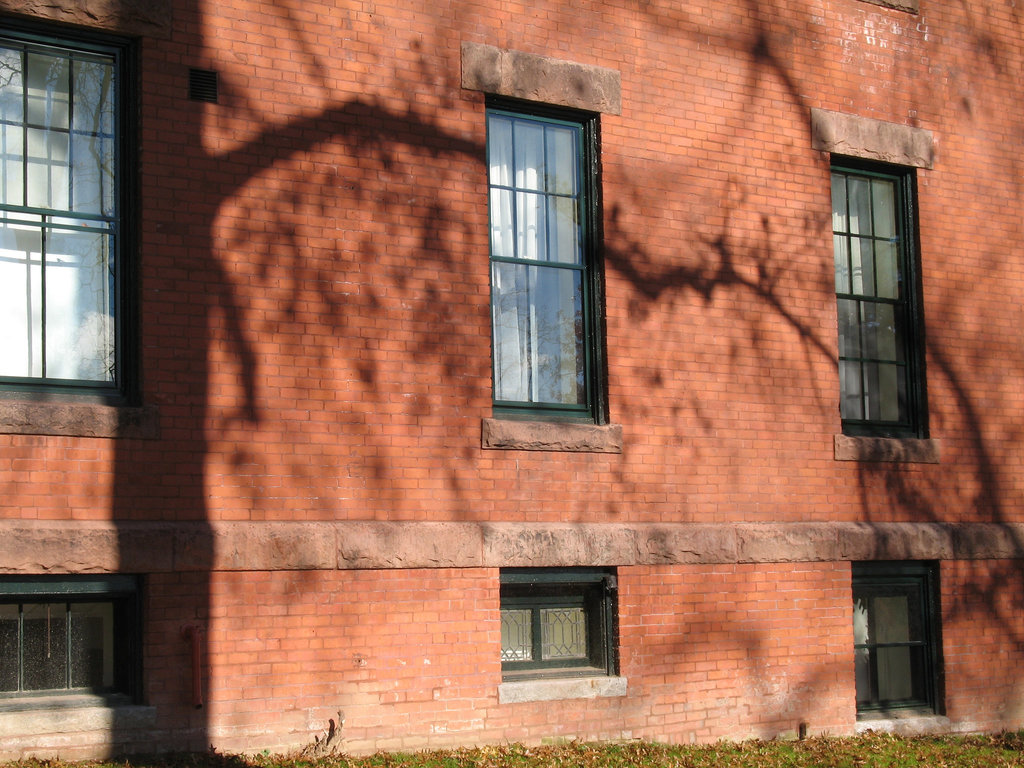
831, 160, 927, 438
852, 561, 942, 715
500, 568, 617, 681
0, 22, 138, 404
485, 97, 607, 424
0, 575, 142, 702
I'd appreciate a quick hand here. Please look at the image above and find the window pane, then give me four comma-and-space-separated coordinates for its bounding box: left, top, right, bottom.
70, 602, 114, 689
540, 607, 587, 660
854, 646, 872, 706
848, 177, 871, 236
22, 602, 67, 691
545, 125, 576, 195
26, 52, 69, 131
513, 120, 544, 192
489, 187, 514, 259
872, 178, 896, 239
834, 235, 850, 294
851, 237, 874, 296
839, 360, 863, 420
500, 609, 532, 662
516, 190, 548, 262
863, 362, 903, 422
0, 46, 24, 122
71, 57, 115, 217
72, 58, 114, 137
862, 302, 898, 363
44, 228, 115, 382
0, 46, 25, 209
831, 172, 847, 232
0, 604, 17, 691
0, 219, 43, 377
873, 595, 911, 642
487, 115, 513, 187
549, 195, 580, 265
876, 646, 913, 701
492, 262, 584, 405
0, 122, 25, 207
837, 298, 860, 358
26, 126, 69, 209
71, 132, 114, 216
874, 240, 900, 300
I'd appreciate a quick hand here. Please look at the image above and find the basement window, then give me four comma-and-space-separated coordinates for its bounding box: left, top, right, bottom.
853, 562, 941, 715
0, 575, 141, 702
500, 568, 617, 681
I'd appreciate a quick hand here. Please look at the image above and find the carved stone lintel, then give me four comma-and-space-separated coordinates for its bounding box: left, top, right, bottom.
811, 108, 934, 169
462, 42, 622, 115
1, 0, 173, 38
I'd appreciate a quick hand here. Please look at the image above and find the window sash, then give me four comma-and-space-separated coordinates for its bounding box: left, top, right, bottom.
832, 165, 921, 436
852, 564, 939, 713
487, 107, 595, 418
500, 569, 615, 678
0, 32, 123, 392
0, 575, 139, 699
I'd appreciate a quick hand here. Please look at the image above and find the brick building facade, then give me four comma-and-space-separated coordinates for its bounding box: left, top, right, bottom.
1, 0, 1023, 759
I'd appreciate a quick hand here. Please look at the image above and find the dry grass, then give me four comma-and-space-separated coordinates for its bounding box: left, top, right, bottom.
9, 733, 1024, 768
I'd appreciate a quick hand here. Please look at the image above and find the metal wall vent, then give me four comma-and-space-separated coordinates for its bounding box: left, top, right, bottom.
188, 68, 218, 103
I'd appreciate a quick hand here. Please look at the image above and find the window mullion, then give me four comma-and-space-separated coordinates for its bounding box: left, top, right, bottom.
40, 220, 47, 378
17, 603, 25, 693
530, 606, 543, 663
64, 601, 71, 690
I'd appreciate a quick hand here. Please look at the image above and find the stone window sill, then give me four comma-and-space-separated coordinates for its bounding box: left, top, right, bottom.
0, 695, 156, 739
857, 0, 918, 13
855, 710, 950, 736
834, 435, 939, 464
0, 400, 159, 439
498, 675, 627, 704
482, 418, 622, 453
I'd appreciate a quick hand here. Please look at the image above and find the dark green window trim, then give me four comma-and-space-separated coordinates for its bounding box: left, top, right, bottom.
852, 562, 942, 715
0, 23, 138, 404
0, 575, 142, 701
831, 161, 927, 439
486, 98, 606, 424
500, 568, 617, 681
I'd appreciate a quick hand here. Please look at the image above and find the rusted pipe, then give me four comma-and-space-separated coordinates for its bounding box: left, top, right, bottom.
181, 624, 204, 709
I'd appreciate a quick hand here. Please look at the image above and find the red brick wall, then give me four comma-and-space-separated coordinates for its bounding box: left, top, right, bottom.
942, 560, 1024, 732
2, 0, 1021, 530
140, 565, 853, 753
3, 0, 1024, 756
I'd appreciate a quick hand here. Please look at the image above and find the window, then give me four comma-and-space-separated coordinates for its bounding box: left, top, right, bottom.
487, 102, 603, 422
831, 163, 925, 437
500, 568, 616, 680
0, 27, 132, 398
852, 562, 941, 714
0, 575, 140, 700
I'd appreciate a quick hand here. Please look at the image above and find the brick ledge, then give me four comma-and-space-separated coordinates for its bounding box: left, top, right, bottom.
4, 521, 1023, 573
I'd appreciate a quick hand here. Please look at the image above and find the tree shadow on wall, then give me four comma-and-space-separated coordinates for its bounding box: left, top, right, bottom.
95, 0, 1024, 750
